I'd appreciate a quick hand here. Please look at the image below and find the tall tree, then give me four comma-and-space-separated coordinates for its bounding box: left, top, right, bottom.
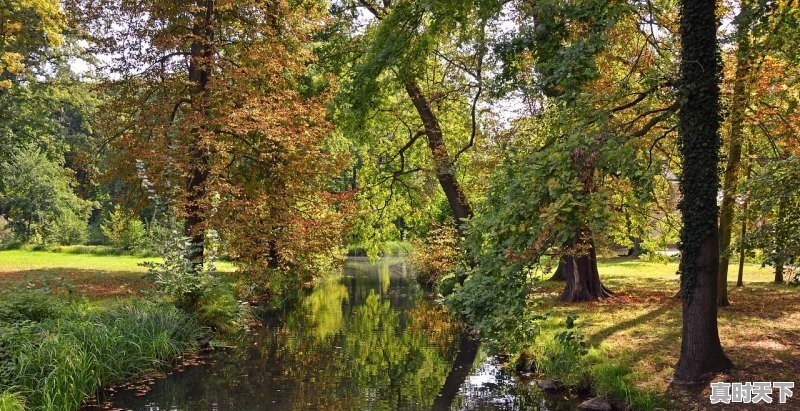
0, 0, 64, 88
336, 0, 483, 232
673, 0, 732, 384
71, 0, 350, 291
717, 3, 755, 307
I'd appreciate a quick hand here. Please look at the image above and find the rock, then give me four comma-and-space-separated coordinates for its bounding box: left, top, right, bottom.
535, 379, 563, 393
578, 396, 612, 411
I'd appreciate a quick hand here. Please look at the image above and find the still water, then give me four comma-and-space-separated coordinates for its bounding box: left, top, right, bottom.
102, 258, 573, 410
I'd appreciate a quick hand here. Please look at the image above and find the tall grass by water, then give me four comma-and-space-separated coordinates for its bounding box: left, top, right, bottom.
0, 291, 202, 410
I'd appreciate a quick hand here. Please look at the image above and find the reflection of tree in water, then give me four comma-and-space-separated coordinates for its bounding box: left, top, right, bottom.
273, 266, 463, 410
344, 291, 461, 410
302, 276, 349, 341
105, 260, 474, 411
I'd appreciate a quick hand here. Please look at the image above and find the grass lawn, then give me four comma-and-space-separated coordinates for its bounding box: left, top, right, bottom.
530, 258, 800, 409
0, 249, 236, 299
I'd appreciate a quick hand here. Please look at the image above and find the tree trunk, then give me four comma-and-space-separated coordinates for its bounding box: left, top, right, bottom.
717, 5, 753, 308
404, 80, 473, 229
549, 257, 566, 281
774, 259, 785, 283
673, 0, 732, 384
184, 0, 215, 271
737, 154, 751, 287
558, 229, 612, 302
736, 202, 747, 287
675, 234, 732, 383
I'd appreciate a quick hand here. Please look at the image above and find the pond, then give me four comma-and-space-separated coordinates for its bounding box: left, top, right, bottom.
100, 258, 575, 410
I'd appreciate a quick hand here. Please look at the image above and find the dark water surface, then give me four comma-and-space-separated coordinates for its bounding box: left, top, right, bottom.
102, 258, 574, 411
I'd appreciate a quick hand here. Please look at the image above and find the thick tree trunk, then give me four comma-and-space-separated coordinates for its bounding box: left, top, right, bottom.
717, 7, 752, 308
673, 0, 732, 384
675, 234, 732, 383
184, 0, 215, 271
549, 258, 566, 281
558, 230, 612, 302
404, 80, 473, 229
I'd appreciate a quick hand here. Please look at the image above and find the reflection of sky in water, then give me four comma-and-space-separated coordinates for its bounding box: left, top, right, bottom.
95, 258, 571, 411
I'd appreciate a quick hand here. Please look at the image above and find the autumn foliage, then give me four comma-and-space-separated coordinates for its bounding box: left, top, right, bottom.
70, 0, 352, 294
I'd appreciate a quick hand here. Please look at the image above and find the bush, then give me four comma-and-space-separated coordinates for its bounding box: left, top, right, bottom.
638, 251, 676, 264
409, 222, 460, 289
144, 234, 249, 334
519, 316, 588, 386
0, 289, 66, 324
0, 217, 14, 247
101, 204, 146, 250
380, 241, 413, 256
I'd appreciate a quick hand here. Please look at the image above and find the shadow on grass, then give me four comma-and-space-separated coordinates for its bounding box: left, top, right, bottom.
0, 268, 152, 299
589, 304, 674, 345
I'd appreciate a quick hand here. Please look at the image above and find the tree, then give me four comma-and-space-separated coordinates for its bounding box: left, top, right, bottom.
334, 0, 487, 234
0, 0, 64, 88
673, 0, 732, 384
0, 146, 92, 244
71, 0, 350, 291
477, 0, 673, 303
717, 3, 756, 307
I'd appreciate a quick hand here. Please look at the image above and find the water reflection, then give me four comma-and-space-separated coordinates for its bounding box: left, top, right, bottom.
102, 258, 565, 410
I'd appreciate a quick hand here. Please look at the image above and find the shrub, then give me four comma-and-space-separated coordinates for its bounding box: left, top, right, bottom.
0, 289, 66, 324
0, 216, 14, 247
522, 316, 588, 386
638, 251, 676, 264
410, 221, 460, 289
586, 349, 665, 410
101, 204, 146, 250
144, 233, 248, 334
380, 241, 413, 256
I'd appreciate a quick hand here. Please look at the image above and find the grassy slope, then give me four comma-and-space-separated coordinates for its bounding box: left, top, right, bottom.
530, 259, 800, 409
0, 250, 236, 299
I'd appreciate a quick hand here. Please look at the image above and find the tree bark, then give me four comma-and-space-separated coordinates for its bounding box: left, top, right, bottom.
737, 155, 751, 287
558, 229, 612, 302
404, 80, 473, 229
717, 5, 753, 307
184, 0, 215, 271
675, 234, 732, 383
736, 200, 747, 287
774, 259, 785, 283
549, 257, 566, 281
673, 0, 732, 384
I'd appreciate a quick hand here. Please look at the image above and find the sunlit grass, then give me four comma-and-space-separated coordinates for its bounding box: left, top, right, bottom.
525, 262, 800, 409
597, 258, 774, 283
0, 249, 237, 273
0, 249, 237, 300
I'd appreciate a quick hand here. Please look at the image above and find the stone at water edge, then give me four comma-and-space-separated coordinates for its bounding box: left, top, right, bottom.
535, 379, 563, 393
577, 396, 612, 411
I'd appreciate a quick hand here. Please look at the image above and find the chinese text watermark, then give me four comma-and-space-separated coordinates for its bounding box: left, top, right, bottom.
710, 381, 794, 405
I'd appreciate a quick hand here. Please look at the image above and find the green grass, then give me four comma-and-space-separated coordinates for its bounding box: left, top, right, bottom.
517, 259, 800, 410
0, 390, 26, 411
0, 249, 237, 273
596, 258, 775, 283
1, 291, 202, 411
